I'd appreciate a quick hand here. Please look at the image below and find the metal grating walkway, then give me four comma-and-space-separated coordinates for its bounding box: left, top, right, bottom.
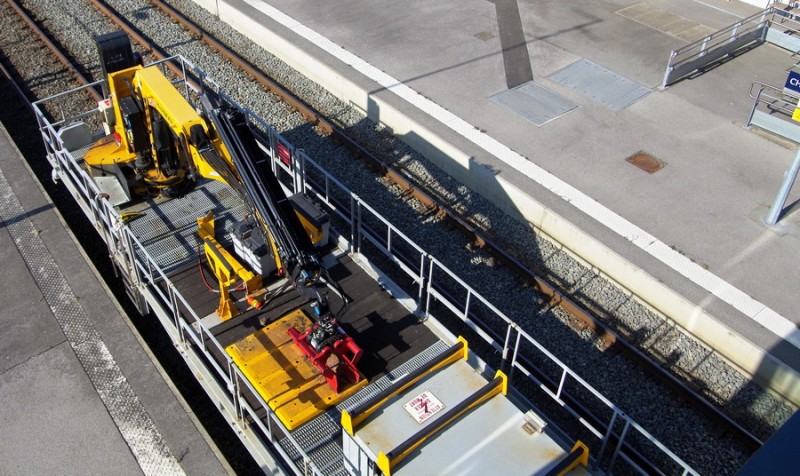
128, 180, 249, 275
280, 340, 450, 475
548, 58, 651, 112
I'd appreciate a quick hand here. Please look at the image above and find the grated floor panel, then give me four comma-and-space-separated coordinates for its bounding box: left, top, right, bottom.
548, 58, 651, 112
490, 81, 578, 126
126, 180, 249, 275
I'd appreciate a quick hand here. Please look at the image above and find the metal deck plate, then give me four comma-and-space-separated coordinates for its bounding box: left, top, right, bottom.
490, 81, 578, 126
548, 59, 651, 112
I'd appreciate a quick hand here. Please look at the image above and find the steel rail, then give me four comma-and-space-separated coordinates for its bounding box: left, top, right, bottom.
141, 0, 765, 451
4, 0, 102, 103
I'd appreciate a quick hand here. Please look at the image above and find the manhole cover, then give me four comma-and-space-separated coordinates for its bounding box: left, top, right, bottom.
474, 31, 495, 41
626, 151, 665, 173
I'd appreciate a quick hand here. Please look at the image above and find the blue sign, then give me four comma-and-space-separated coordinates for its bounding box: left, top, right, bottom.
785, 71, 800, 93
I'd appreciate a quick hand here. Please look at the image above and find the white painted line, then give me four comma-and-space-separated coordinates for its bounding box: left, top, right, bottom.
247, 0, 800, 349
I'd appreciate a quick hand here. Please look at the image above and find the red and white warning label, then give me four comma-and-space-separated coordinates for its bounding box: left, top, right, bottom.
403, 390, 445, 424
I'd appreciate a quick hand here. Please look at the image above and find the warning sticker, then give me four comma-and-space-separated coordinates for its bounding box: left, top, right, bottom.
403, 390, 445, 424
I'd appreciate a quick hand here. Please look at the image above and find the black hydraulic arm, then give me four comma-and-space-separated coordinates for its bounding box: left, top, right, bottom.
201, 94, 323, 285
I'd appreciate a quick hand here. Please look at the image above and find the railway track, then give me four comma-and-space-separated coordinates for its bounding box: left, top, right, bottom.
1, 0, 793, 473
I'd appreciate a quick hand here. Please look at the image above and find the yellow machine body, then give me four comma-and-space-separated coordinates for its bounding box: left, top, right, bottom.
83, 65, 235, 200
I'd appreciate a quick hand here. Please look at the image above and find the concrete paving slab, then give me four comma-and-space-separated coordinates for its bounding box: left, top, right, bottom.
0, 220, 66, 375
675, 24, 719, 42
0, 342, 142, 476
0, 120, 229, 474
662, 17, 704, 37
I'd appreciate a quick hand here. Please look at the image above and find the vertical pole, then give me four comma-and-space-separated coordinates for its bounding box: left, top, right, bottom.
417, 253, 426, 311
765, 146, 800, 225
500, 324, 513, 374
745, 87, 764, 128
508, 331, 521, 386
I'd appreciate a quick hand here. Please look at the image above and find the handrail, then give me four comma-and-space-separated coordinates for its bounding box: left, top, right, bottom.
746, 80, 799, 129
670, 8, 772, 60
662, 7, 774, 87
31, 56, 701, 475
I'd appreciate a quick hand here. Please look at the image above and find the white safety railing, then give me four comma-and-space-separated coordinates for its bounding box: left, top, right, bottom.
662, 7, 773, 88
33, 55, 698, 475
745, 80, 800, 146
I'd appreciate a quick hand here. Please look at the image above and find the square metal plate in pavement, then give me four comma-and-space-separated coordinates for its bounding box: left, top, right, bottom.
490, 81, 578, 126
548, 59, 651, 112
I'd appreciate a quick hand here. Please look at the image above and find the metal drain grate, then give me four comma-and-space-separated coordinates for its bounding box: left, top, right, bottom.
626, 150, 666, 173
490, 81, 578, 126
548, 59, 650, 112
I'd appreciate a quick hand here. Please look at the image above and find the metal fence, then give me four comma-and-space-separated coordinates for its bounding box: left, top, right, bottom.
662, 7, 772, 88
33, 55, 698, 475
745, 80, 800, 145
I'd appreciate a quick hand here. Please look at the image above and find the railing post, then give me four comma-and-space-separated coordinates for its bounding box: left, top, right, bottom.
765, 146, 800, 224
508, 330, 522, 386
500, 324, 513, 374
596, 410, 620, 469
425, 259, 435, 317
298, 151, 306, 194
168, 283, 182, 341
661, 57, 674, 89
356, 198, 363, 254
744, 87, 764, 128
556, 368, 568, 400
608, 419, 633, 473
349, 194, 358, 254
729, 22, 741, 43
417, 253, 426, 312
699, 36, 710, 57
463, 289, 472, 321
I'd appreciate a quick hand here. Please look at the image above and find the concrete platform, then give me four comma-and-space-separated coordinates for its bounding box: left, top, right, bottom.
196, 0, 800, 399
0, 123, 229, 474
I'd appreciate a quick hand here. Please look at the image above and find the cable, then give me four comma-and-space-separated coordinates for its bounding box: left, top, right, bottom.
196, 242, 219, 293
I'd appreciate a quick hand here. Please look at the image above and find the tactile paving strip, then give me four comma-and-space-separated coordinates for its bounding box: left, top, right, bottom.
279, 340, 450, 475
0, 167, 185, 475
